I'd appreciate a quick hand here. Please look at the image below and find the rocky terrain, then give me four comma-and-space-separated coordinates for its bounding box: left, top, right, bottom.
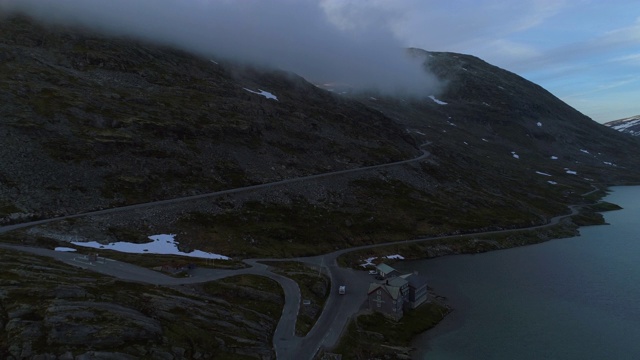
4, 14, 640, 357
0, 248, 282, 359
3, 16, 640, 259
604, 115, 640, 136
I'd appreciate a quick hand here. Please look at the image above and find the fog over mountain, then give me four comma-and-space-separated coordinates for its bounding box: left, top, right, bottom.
0, 0, 441, 95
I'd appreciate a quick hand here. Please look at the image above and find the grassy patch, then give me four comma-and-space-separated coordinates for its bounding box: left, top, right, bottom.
339, 221, 580, 268
331, 301, 450, 359
202, 275, 285, 323
261, 261, 330, 336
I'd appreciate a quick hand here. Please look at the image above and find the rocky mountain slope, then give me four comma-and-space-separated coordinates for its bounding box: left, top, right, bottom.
4, 14, 640, 360
0, 16, 417, 223
3, 15, 640, 257
604, 115, 640, 136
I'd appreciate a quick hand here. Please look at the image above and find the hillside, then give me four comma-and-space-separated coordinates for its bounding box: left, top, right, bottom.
0, 18, 640, 257
604, 115, 640, 136
3, 15, 640, 259
0, 16, 418, 223
5, 14, 640, 360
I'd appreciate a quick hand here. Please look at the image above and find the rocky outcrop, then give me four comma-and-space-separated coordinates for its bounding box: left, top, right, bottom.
0, 249, 281, 359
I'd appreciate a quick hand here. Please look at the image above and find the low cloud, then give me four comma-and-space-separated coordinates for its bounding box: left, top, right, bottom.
0, 0, 441, 96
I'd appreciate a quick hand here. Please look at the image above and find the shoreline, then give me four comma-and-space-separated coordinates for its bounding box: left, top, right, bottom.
386, 189, 625, 359
333, 188, 618, 359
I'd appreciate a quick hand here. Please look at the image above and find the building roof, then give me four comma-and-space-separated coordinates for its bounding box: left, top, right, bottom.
400, 273, 428, 289
375, 263, 397, 274
387, 277, 408, 288
368, 282, 403, 300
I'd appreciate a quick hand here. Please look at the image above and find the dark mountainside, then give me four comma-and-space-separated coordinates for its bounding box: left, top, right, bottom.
3, 16, 640, 359
604, 115, 640, 136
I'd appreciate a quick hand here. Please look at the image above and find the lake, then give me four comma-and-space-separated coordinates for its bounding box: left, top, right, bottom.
395, 186, 640, 360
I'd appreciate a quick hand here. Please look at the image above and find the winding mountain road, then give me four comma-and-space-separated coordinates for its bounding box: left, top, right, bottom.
0, 148, 598, 360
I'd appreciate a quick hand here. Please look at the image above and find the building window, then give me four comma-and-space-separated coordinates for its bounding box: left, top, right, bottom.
377, 295, 381, 301
377, 302, 381, 308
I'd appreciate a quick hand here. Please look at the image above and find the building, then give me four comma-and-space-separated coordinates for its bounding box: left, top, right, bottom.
375, 263, 399, 279
400, 272, 429, 309
367, 277, 409, 320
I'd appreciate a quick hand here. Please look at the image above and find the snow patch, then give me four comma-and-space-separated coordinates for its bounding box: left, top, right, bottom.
550, 156, 558, 160
536, 171, 552, 176
548, 181, 558, 185
209, 59, 218, 65
359, 257, 377, 268
55, 247, 77, 252
511, 152, 520, 159
610, 118, 640, 131
565, 169, 577, 175
580, 149, 590, 154
428, 95, 448, 105
537, 122, 542, 127
244, 88, 278, 101
603, 161, 616, 166
358, 254, 404, 267
72, 234, 230, 260
482, 138, 489, 142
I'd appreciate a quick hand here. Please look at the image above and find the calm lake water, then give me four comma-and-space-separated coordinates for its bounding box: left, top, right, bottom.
395, 186, 640, 360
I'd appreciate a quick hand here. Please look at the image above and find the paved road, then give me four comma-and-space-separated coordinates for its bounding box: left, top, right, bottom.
0, 148, 430, 235
0, 150, 599, 359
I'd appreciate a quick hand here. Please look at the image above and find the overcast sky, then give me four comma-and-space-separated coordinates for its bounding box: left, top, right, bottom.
1, 0, 638, 122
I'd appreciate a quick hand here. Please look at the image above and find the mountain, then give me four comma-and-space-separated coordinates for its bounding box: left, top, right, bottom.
604, 115, 640, 136
5, 14, 640, 359
3, 16, 640, 257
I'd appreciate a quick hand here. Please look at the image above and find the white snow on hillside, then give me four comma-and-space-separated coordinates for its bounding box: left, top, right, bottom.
610, 118, 640, 131
565, 169, 577, 175
536, 171, 551, 176
358, 254, 405, 267
551, 156, 558, 160
244, 88, 278, 100
603, 161, 616, 166
72, 234, 230, 260
548, 181, 558, 185
428, 95, 448, 105
511, 151, 519, 159
580, 149, 590, 154
537, 122, 542, 127
55, 247, 77, 252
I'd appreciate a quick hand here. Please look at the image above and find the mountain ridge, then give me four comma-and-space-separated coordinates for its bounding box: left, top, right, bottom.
4, 14, 640, 359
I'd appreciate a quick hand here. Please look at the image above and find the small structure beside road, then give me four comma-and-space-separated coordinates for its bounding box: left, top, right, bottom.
157, 262, 196, 276
375, 263, 399, 279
